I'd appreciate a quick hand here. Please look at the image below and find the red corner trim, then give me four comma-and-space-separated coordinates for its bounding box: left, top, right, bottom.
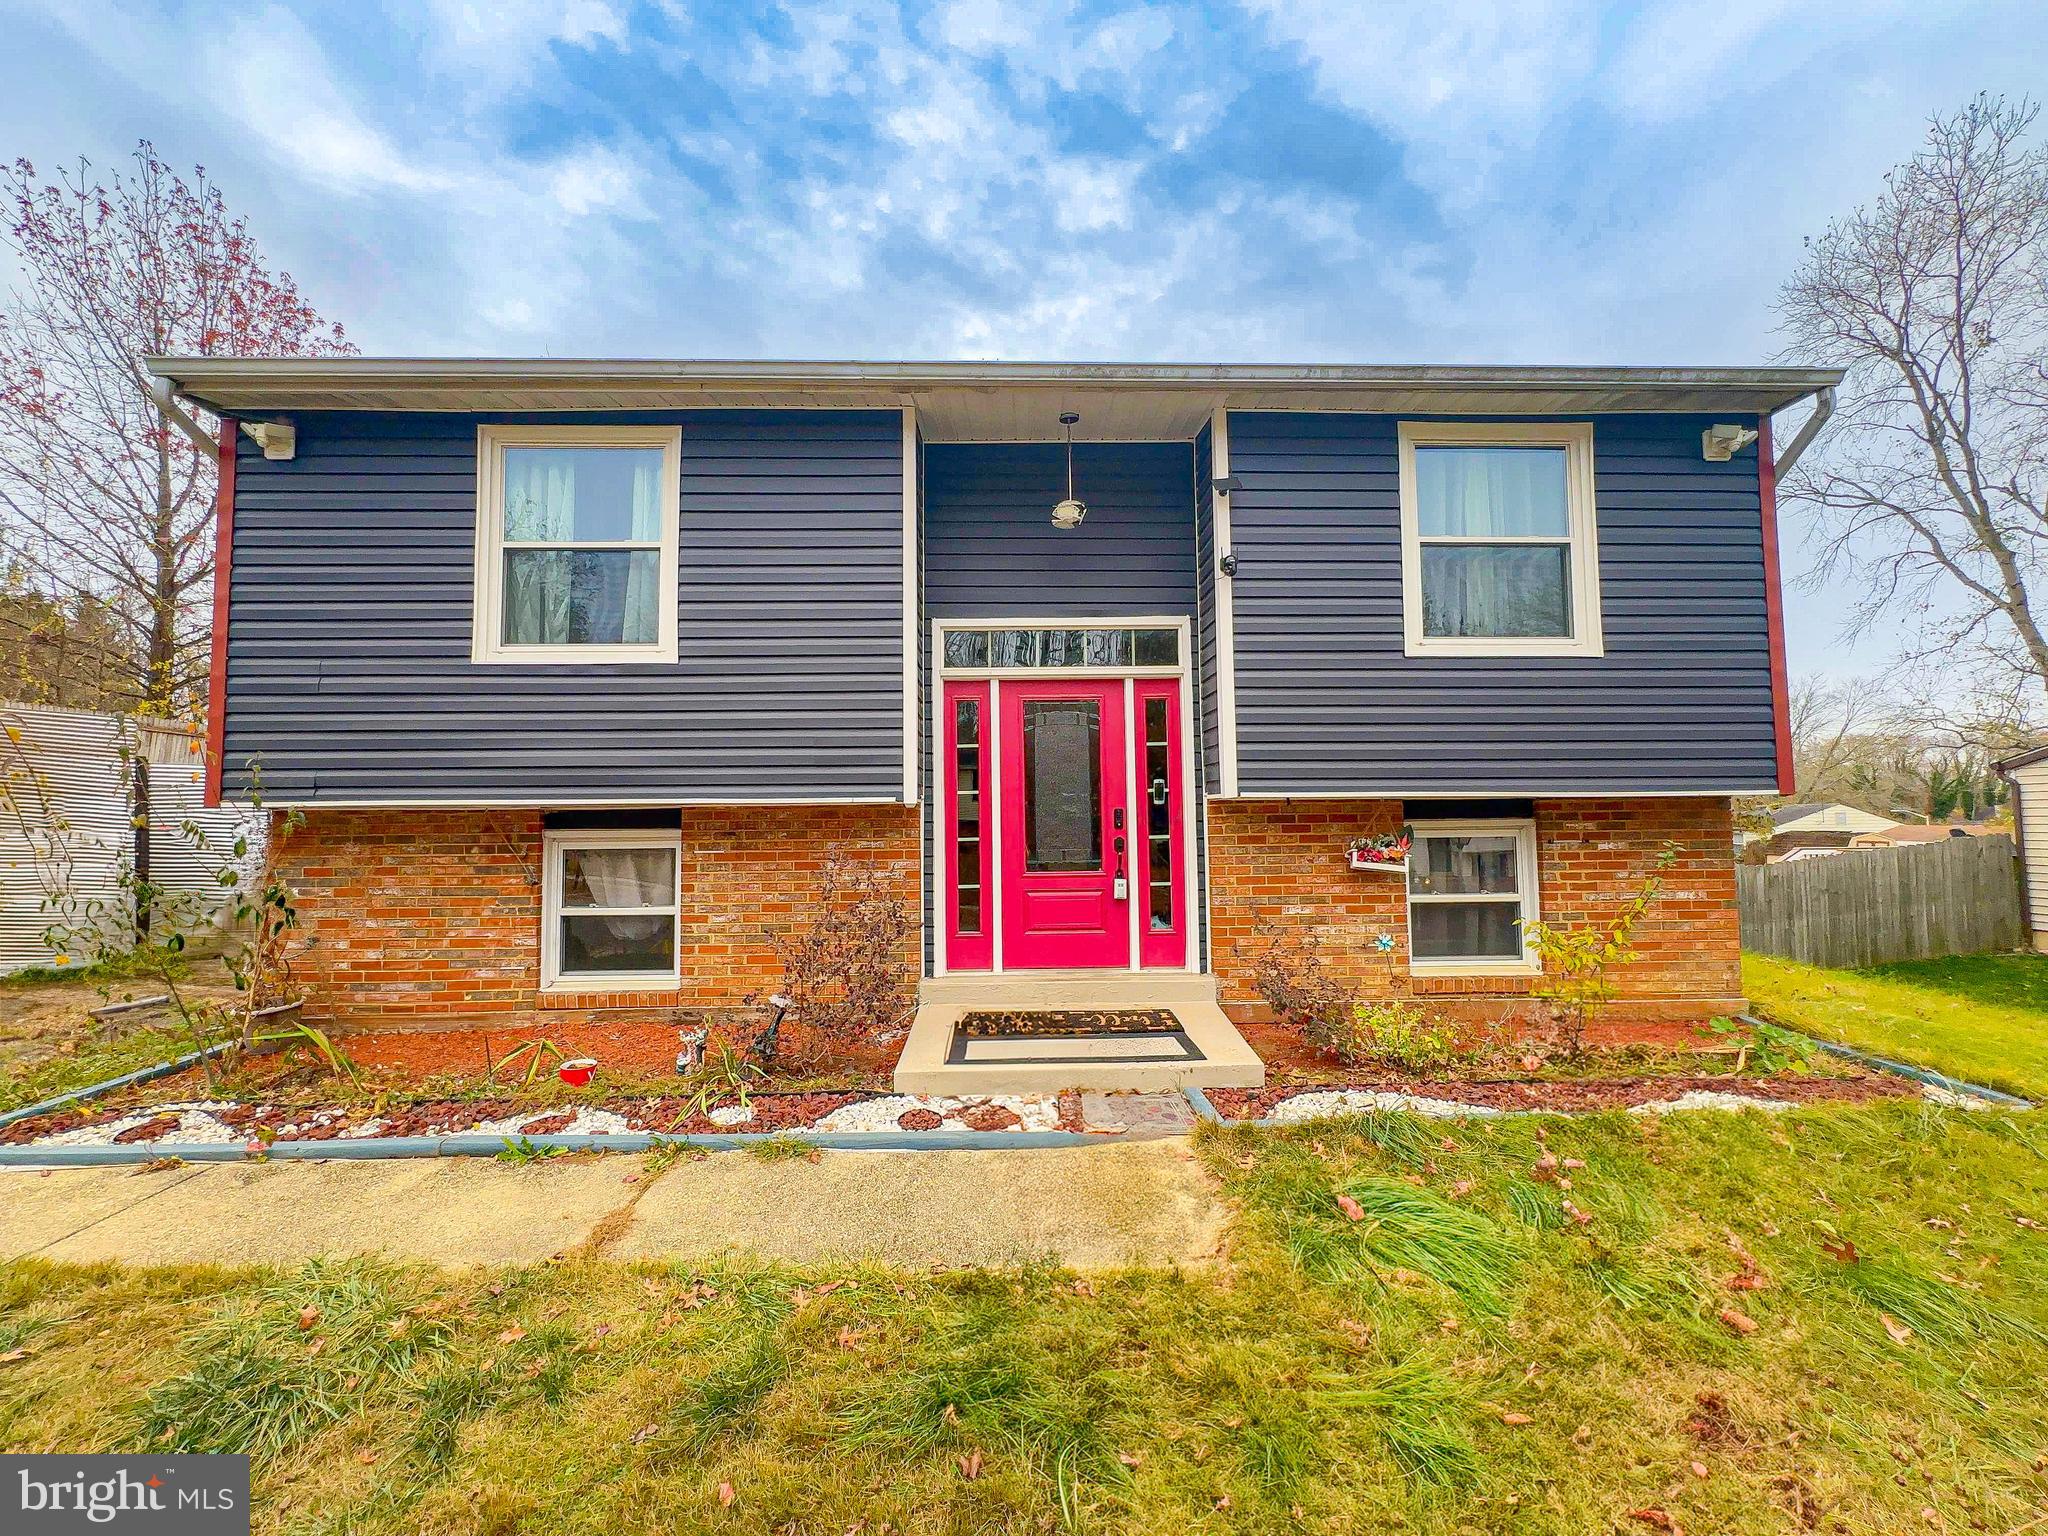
1756, 415, 1796, 795
204, 419, 236, 808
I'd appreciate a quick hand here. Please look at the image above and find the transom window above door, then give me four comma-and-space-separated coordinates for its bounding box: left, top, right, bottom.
1397, 421, 1602, 658
472, 425, 682, 664
941, 626, 1179, 670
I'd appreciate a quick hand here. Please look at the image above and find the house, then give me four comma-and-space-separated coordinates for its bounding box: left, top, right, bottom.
1770, 802, 1899, 838
1846, 823, 1992, 849
145, 357, 1840, 1090
1997, 743, 2048, 952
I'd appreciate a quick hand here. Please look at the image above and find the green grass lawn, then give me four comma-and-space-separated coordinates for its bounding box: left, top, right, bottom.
1745, 951, 2048, 1101
5, 1101, 2047, 1533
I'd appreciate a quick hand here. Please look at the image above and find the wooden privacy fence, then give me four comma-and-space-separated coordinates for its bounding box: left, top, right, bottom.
1737, 834, 2023, 969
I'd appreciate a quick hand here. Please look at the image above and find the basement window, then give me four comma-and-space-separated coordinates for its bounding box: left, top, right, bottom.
1405, 819, 1540, 974
541, 827, 681, 989
472, 425, 681, 664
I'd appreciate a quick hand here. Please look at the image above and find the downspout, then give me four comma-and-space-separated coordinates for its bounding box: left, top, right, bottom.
1770, 385, 1834, 481
145, 375, 219, 458
2001, 764, 2037, 951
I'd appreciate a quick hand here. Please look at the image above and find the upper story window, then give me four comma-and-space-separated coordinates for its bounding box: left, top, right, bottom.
472, 425, 681, 664
1397, 421, 1602, 658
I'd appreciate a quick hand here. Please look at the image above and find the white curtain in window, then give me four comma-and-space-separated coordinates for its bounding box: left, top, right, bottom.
501, 449, 663, 645
1416, 447, 1567, 537
572, 848, 672, 942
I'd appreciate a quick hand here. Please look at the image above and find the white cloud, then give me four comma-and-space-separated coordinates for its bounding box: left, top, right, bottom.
413, 0, 627, 76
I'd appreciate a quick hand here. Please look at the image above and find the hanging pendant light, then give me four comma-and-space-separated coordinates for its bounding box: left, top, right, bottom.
1051, 411, 1086, 529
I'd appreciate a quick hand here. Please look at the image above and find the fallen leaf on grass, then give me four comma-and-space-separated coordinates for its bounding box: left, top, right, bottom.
958, 1449, 984, 1481
1880, 1313, 1915, 1345
1627, 1510, 1678, 1532
496, 1325, 527, 1344
1689, 1460, 1709, 1479
1819, 1236, 1860, 1264
297, 1305, 320, 1331
716, 1480, 737, 1507
1439, 1317, 1461, 1333
1335, 1193, 1366, 1222
1117, 1451, 1143, 1468
1717, 1306, 1758, 1336
630, 1424, 659, 1444
1561, 1200, 1593, 1227
355, 1450, 378, 1465
1500, 1412, 1533, 1426
1449, 1179, 1475, 1198
0, 1348, 31, 1365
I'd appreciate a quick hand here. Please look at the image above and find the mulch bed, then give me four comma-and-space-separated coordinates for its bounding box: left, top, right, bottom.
1207, 1070, 1916, 1121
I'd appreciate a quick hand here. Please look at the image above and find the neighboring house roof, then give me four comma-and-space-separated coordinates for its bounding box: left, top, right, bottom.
144, 357, 1844, 442
1770, 802, 1899, 833
1998, 742, 2048, 773
1849, 824, 1991, 846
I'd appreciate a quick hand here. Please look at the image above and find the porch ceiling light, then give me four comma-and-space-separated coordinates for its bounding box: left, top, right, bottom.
1051, 411, 1086, 529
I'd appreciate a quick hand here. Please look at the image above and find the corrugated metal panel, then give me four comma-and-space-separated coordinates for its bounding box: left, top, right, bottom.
1, 706, 268, 973
1227, 412, 1780, 794
1, 706, 131, 972
146, 742, 266, 913
223, 410, 906, 802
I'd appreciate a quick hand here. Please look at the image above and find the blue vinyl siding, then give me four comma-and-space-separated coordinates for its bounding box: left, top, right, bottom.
923, 442, 1196, 620
1225, 411, 1778, 795
223, 409, 905, 802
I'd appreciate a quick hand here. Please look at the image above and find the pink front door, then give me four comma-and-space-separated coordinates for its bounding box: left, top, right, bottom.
999, 680, 1130, 969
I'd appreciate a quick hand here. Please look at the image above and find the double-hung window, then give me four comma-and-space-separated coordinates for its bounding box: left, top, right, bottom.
541, 828, 682, 989
1405, 819, 1539, 973
1398, 421, 1601, 657
473, 425, 681, 663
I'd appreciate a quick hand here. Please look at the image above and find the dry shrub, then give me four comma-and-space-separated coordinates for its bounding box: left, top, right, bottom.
762, 859, 916, 1063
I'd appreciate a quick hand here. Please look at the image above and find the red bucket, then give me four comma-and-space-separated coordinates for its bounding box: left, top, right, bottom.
558, 1058, 598, 1088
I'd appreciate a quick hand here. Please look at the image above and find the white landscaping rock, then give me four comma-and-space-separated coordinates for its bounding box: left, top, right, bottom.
1627, 1090, 1795, 1116
1920, 1083, 1996, 1110
468, 1107, 634, 1138
1266, 1089, 1500, 1123
809, 1094, 1060, 1134
30, 1100, 242, 1148
706, 1104, 756, 1127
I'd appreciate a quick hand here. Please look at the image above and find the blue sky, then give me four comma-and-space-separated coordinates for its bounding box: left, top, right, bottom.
3, 0, 2045, 680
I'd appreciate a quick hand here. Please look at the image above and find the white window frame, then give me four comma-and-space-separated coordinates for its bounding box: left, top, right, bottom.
472, 424, 682, 665
1397, 420, 1602, 658
1405, 817, 1541, 976
540, 826, 683, 990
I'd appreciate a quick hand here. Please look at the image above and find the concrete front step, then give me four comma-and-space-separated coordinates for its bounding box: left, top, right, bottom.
918, 970, 1221, 1008
893, 997, 1264, 1095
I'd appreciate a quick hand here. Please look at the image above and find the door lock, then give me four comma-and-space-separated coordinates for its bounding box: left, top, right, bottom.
1112, 834, 1128, 901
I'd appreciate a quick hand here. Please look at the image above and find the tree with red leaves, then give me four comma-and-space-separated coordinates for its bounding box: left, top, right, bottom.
0, 142, 354, 714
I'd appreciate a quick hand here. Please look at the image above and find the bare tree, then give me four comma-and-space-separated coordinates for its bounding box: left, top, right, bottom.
0, 143, 354, 714
1778, 95, 2048, 699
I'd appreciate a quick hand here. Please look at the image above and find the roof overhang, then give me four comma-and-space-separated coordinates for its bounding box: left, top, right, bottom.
145, 357, 1845, 443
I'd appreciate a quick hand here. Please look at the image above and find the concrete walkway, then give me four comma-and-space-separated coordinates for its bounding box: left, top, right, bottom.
0, 1139, 1228, 1271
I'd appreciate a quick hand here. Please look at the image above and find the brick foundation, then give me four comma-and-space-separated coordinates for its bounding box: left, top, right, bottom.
1206, 796, 1743, 1027
272, 804, 920, 1031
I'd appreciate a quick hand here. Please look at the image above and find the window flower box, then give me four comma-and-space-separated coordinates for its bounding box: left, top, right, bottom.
1346, 832, 1412, 873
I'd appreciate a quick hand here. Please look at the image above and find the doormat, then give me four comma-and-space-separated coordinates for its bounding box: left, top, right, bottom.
958, 1008, 1181, 1038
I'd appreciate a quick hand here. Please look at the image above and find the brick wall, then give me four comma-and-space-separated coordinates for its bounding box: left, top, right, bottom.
272, 804, 920, 1029
1206, 796, 1742, 1025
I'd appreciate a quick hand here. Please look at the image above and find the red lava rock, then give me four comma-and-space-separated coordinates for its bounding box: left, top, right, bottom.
519, 1112, 575, 1136
111, 1113, 182, 1145
897, 1108, 945, 1131
958, 1103, 1023, 1132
